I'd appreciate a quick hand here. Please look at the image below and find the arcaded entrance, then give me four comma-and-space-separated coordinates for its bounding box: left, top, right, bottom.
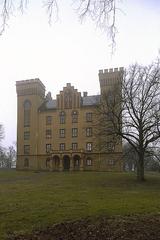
63, 155, 70, 170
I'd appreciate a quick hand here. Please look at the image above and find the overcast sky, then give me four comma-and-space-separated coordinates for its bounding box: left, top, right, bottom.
0, 0, 160, 148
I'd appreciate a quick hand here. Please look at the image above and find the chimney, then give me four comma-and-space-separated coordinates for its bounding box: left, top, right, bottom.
83, 92, 88, 97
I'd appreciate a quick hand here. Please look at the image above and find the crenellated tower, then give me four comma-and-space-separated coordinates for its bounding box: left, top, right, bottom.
99, 67, 123, 94
16, 79, 45, 169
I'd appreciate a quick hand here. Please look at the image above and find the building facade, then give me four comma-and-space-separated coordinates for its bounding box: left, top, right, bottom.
16, 68, 123, 171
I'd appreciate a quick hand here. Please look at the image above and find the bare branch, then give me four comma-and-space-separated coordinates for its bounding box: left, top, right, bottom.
43, 0, 59, 25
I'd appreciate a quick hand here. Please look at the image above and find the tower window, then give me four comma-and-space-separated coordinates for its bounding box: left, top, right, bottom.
24, 100, 31, 127
24, 145, 30, 155
24, 131, 30, 140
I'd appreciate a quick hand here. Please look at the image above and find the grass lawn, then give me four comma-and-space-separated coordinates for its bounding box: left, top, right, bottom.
0, 170, 160, 239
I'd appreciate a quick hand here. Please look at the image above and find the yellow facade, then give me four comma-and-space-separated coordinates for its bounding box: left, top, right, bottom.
16, 68, 123, 171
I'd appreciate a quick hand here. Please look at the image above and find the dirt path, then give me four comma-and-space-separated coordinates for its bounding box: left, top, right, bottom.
8, 214, 160, 240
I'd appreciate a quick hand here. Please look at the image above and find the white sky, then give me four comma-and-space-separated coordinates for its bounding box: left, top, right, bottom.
0, 0, 160, 147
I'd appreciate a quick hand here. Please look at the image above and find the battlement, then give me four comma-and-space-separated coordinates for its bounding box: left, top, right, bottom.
16, 78, 45, 97
99, 67, 124, 74
16, 78, 45, 90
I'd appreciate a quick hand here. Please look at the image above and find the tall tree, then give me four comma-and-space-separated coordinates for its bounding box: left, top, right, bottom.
96, 59, 160, 181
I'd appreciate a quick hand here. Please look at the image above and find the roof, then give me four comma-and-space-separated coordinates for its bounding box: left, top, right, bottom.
82, 95, 100, 106
39, 95, 100, 111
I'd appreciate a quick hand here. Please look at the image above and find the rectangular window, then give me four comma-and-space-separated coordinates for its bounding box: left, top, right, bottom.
46, 116, 52, 125
24, 145, 30, 154
24, 131, 30, 140
72, 111, 78, 123
60, 112, 65, 124
86, 142, 93, 152
86, 127, 92, 137
46, 129, 52, 139
72, 128, 78, 137
46, 144, 52, 153
86, 112, 92, 122
59, 129, 65, 138
72, 143, 78, 150
86, 159, 92, 166
24, 110, 30, 127
60, 143, 65, 151
108, 160, 115, 166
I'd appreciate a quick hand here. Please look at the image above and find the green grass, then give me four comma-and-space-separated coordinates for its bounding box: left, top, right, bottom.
0, 170, 160, 239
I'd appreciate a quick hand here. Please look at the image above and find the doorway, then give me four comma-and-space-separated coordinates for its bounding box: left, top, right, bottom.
63, 155, 70, 170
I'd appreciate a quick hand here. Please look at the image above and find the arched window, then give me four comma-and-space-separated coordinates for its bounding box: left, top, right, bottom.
24, 100, 31, 127
72, 111, 78, 123
59, 111, 65, 124
24, 158, 29, 167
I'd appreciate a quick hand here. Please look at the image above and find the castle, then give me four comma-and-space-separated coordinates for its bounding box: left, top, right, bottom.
16, 68, 123, 171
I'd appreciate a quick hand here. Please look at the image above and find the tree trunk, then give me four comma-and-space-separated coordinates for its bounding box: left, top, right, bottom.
137, 153, 145, 181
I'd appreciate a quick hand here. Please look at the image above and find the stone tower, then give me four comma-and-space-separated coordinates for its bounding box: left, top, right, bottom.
99, 67, 123, 94
16, 79, 45, 169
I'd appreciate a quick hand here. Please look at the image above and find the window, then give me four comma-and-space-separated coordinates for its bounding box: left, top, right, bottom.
24, 158, 29, 167
46, 116, 52, 125
86, 112, 92, 122
60, 111, 65, 124
107, 142, 115, 152
72, 128, 78, 137
46, 144, 52, 153
86, 158, 92, 166
86, 127, 92, 137
74, 159, 80, 166
46, 129, 52, 139
108, 160, 115, 166
59, 129, 65, 138
72, 111, 78, 123
60, 143, 65, 151
24, 100, 31, 127
72, 143, 78, 150
24, 131, 30, 140
86, 143, 93, 152
24, 145, 30, 154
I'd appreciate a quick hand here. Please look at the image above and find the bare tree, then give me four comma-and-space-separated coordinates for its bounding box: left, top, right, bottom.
96, 59, 160, 181
0, 124, 4, 145
0, 0, 118, 49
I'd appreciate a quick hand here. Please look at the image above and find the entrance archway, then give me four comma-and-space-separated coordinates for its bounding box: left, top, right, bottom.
63, 155, 70, 170
52, 155, 60, 171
